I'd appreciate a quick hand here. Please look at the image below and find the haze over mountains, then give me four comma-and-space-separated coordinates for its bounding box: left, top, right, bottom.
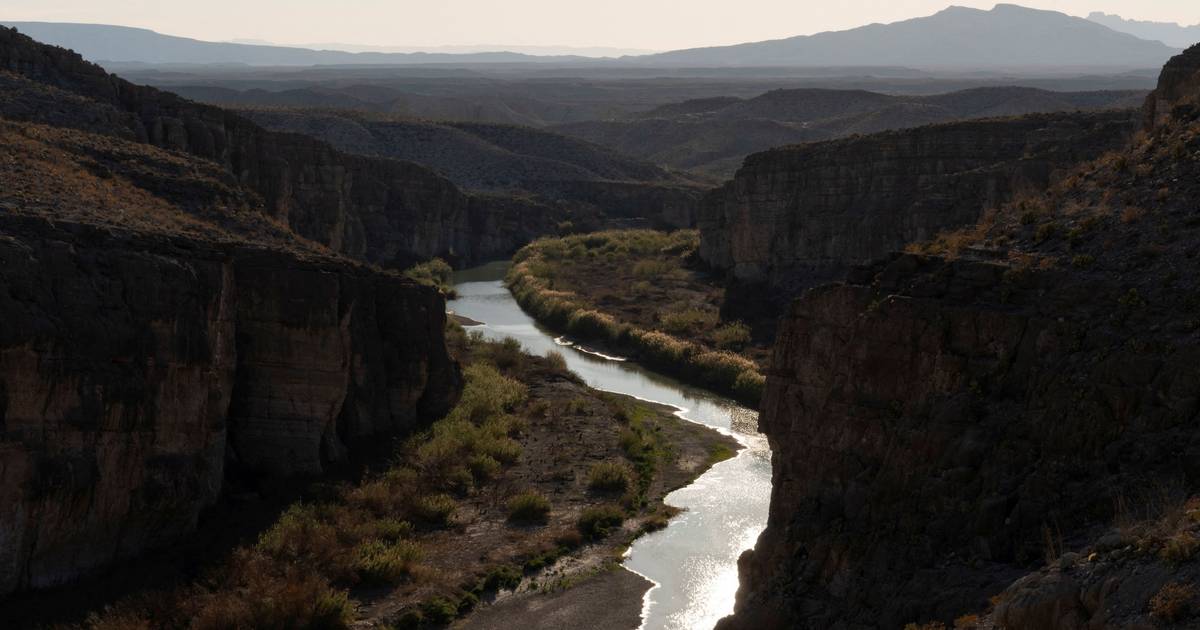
2, 4, 1183, 71
1087, 11, 1200, 48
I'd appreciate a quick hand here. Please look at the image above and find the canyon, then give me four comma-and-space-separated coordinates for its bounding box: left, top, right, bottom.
717, 43, 1200, 628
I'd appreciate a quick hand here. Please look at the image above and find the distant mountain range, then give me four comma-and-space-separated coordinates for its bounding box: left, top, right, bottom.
635, 4, 1179, 69
1087, 12, 1200, 49
2, 5, 1182, 71
0, 22, 593, 65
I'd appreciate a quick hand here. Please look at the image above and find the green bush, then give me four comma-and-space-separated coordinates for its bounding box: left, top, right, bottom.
489, 337, 524, 369
412, 494, 457, 527
507, 491, 552, 524
577, 504, 626, 540
420, 597, 459, 624
404, 258, 456, 297
587, 461, 634, 493
355, 539, 422, 584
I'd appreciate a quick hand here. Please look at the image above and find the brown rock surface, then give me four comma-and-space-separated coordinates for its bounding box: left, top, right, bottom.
699, 110, 1137, 301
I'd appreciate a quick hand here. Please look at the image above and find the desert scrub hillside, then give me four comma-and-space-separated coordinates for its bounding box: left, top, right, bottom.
506, 230, 768, 405
78, 330, 736, 629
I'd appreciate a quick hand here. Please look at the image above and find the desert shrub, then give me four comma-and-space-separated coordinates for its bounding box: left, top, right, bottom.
633, 330, 691, 365
190, 551, 353, 630
577, 504, 626, 540
412, 494, 457, 527
355, 539, 422, 584
659, 307, 717, 335
1161, 532, 1200, 564
712, 322, 752, 350
692, 350, 757, 389
404, 258, 456, 297
587, 461, 634, 493
544, 350, 568, 371
733, 370, 766, 402
507, 491, 552, 524
567, 308, 621, 339
420, 597, 459, 625
256, 504, 353, 580
1150, 582, 1195, 622
369, 518, 413, 542
468, 454, 502, 482
481, 564, 523, 592
488, 336, 524, 369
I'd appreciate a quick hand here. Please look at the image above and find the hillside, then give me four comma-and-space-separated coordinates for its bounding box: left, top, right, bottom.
717, 43, 1200, 629
556, 86, 1144, 178
637, 4, 1179, 69
238, 109, 704, 200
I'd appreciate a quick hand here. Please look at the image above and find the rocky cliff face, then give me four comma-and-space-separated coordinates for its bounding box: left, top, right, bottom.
718, 45, 1200, 629
0, 214, 458, 595
0, 63, 460, 594
0, 26, 562, 266
700, 111, 1138, 300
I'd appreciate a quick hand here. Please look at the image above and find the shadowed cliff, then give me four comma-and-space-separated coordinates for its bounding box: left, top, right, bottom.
718, 42, 1200, 629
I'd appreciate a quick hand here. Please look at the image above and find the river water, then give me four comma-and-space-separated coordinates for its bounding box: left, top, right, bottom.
448, 261, 771, 630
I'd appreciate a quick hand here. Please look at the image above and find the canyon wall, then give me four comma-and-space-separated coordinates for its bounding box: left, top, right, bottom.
0, 216, 458, 594
719, 43, 1200, 629
699, 111, 1138, 299
0, 26, 562, 267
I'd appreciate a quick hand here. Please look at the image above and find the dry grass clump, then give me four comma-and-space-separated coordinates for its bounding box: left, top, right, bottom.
587, 461, 635, 493
506, 491, 552, 524
712, 322, 752, 350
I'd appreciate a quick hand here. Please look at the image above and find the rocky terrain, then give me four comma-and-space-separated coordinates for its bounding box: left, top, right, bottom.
0, 112, 461, 596
0, 27, 586, 267
239, 109, 704, 228
699, 109, 1139, 308
555, 87, 1144, 178
717, 43, 1200, 629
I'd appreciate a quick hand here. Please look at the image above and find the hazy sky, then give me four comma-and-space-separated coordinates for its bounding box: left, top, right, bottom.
4, 1, 1199, 50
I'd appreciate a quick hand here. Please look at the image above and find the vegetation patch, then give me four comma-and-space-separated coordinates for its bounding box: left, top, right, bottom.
80, 331, 737, 628
506, 229, 766, 405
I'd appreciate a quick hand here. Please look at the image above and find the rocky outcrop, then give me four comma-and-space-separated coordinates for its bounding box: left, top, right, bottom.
0, 215, 459, 594
0, 26, 562, 267
1144, 43, 1200, 128
699, 111, 1138, 300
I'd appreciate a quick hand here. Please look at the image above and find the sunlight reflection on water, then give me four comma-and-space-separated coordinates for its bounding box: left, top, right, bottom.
449, 261, 772, 630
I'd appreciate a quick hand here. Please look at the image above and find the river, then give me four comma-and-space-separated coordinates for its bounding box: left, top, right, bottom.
448, 261, 772, 630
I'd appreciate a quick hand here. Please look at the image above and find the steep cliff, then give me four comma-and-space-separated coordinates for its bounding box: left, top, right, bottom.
0, 26, 566, 266
700, 110, 1138, 301
0, 114, 459, 593
718, 44, 1200, 629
